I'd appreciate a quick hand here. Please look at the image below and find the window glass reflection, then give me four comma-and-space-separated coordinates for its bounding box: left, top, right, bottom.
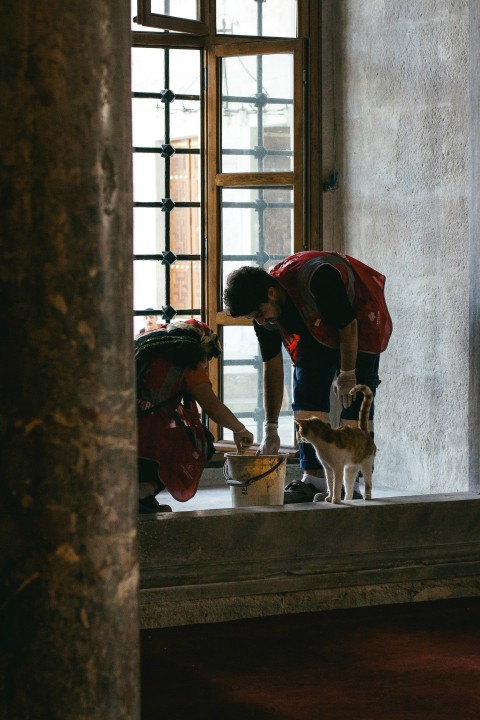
221, 54, 294, 172
221, 187, 294, 298
222, 327, 294, 446
151, 0, 198, 20
216, 0, 297, 37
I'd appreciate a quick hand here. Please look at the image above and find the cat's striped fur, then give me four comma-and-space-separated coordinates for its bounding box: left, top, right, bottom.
296, 384, 376, 503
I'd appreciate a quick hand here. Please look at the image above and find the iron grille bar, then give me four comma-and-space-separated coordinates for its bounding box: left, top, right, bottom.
133, 147, 200, 154
164, 50, 171, 306
134, 202, 201, 208
134, 254, 201, 260
221, 254, 286, 262
132, 92, 199, 101
223, 359, 259, 366
231, 411, 292, 419
134, 309, 201, 316
221, 202, 293, 209
134, 147, 291, 157
221, 148, 293, 156
222, 95, 293, 105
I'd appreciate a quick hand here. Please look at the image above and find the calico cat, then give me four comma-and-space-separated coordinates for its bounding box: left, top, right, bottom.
296, 384, 376, 504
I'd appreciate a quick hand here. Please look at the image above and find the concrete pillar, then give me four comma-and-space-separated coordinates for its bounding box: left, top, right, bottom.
0, 2, 139, 718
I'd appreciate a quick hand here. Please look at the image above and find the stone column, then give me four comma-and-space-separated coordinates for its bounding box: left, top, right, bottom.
0, 2, 139, 718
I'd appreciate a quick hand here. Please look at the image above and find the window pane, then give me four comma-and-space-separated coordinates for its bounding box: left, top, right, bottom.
133, 207, 166, 254
133, 259, 200, 314
170, 259, 201, 310
220, 187, 294, 296
134, 260, 166, 311
132, 48, 170, 93
169, 151, 200, 202
216, 0, 297, 38
132, 99, 200, 150
133, 151, 200, 203
133, 153, 167, 202
133, 207, 201, 255
222, 327, 294, 446
170, 205, 201, 255
132, 45, 203, 333
132, 99, 166, 147
221, 54, 294, 172
132, 47, 200, 96
151, 0, 199, 21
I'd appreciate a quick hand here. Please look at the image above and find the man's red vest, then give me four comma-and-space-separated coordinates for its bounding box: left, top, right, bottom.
269, 251, 392, 360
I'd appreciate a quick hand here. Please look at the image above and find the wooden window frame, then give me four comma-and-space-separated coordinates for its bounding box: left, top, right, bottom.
136, 0, 209, 35
205, 38, 306, 443
133, 0, 322, 447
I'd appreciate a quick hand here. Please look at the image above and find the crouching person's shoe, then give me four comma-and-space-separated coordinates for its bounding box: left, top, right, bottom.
138, 495, 172, 514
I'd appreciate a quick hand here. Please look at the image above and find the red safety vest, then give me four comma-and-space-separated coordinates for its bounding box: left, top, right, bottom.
137, 356, 211, 502
269, 251, 392, 361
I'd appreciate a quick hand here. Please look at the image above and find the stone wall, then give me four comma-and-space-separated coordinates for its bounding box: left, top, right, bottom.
139, 494, 480, 628
323, 1, 471, 493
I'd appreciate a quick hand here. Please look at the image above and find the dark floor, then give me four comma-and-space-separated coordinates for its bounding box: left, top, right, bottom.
140, 596, 480, 720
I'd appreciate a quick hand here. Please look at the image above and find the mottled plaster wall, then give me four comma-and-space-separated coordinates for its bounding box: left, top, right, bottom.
324, 1, 470, 492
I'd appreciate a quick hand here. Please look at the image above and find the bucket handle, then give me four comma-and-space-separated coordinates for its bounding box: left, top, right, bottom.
223, 456, 286, 487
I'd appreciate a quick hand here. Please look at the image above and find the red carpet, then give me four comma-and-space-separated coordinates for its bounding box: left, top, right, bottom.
140, 596, 480, 719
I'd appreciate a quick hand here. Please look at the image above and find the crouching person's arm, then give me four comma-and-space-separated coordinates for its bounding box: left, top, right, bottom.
191, 382, 254, 452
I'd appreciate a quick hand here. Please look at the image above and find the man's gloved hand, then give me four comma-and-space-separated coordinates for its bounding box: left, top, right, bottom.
233, 426, 254, 453
333, 369, 357, 409
256, 421, 280, 455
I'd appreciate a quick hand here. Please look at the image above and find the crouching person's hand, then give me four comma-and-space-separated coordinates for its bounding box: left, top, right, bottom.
233, 426, 254, 453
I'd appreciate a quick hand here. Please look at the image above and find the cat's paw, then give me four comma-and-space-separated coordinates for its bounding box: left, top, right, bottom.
325, 494, 333, 503
332, 497, 342, 504
365, 493, 372, 501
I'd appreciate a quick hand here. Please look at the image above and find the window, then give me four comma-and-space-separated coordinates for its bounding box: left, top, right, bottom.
132, 45, 203, 327
132, 0, 321, 449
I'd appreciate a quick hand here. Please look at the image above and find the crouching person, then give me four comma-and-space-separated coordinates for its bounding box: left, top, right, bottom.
136, 319, 253, 514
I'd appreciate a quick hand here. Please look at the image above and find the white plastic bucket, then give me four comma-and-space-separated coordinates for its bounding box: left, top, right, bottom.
224, 452, 288, 507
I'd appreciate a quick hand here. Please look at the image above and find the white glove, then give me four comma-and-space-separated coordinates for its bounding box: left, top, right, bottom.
233, 426, 254, 453
333, 370, 357, 409
256, 421, 281, 455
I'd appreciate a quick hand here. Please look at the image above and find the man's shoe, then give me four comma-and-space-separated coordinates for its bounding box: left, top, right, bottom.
138, 495, 172, 514
283, 481, 318, 504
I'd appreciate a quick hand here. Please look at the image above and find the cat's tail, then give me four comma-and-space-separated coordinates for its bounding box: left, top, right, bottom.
349, 384, 373, 432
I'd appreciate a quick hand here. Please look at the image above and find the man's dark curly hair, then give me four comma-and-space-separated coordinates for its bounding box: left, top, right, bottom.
223, 266, 277, 317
